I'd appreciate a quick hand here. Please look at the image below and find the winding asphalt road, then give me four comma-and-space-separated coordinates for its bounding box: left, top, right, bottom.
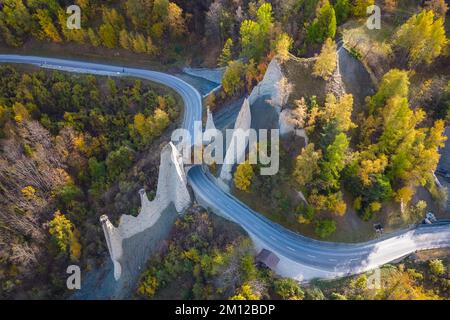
0, 54, 202, 138
1, 54, 449, 280
189, 166, 450, 277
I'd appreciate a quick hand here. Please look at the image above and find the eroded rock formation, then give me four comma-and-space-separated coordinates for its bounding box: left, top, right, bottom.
249, 59, 283, 106
219, 98, 251, 182
205, 107, 217, 132
100, 142, 191, 280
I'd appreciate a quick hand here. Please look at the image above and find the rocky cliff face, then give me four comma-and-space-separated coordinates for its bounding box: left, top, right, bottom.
219, 98, 252, 182
100, 142, 191, 280
205, 107, 217, 132
249, 58, 284, 106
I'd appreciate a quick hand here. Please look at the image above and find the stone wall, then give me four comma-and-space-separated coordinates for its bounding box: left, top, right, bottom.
279, 108, 294, 136
182, 67, 225, 84
217, 57, 296, 182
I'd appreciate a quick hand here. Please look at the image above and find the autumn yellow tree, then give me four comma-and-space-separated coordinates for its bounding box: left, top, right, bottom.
334, 198, 347, 216
393, 9, 447, 66
99, 23, 118, 48
132, 33, 147, 53
395, 186, 414, 208
132, 108, 170, 145
352, 69, 446, 218
234, 162, 254, 192
34, 9, 62, 43
230, 283, 261, 300
357, 155, 388, 186
87, 28, 101, 47
218, 38, 233, 67
152, 108, 170, 136
274, 278, 305, 300
313, 38, 337, 80
222, 60, 246, 96
352, 0, 375, 17
133, 112, 150, 142
12, 102, 29, 123
48, 210, 81, 261
273, 32, 293, 62
377, 268, 439, 300
119, 29, 131, 49
320, 93, 356, 132
167, 2, 186, 38
21, 186, 37, 200
368, 69, 409, 111
138, 268, 159, 298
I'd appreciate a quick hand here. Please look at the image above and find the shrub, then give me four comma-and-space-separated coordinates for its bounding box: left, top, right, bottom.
315, 219, 336, 238
429, 259, 445, 276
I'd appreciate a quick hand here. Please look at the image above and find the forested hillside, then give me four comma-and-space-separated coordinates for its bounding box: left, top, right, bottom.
0, 0, 186, 60
137, 209, 450, 300
0, 65, 180, 298
226, 0, 450, 240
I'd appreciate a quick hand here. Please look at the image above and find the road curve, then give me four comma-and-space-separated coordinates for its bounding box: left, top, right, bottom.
1, 54, 449, 280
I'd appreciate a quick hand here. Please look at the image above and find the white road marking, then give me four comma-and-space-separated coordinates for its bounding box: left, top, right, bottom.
328, 258, 337, 262
286, 246, 296, 252
307, 254, 316, 258
5, 55, 450, 281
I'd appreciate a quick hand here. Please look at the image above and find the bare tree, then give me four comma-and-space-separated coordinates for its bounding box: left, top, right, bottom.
10, 242, 38, 266
206, 0, 224, 42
